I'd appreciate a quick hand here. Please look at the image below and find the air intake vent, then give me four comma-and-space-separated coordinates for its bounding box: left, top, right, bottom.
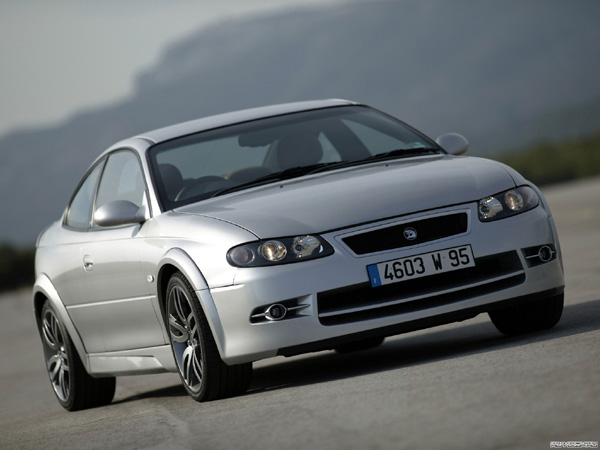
317, 251, 524, 326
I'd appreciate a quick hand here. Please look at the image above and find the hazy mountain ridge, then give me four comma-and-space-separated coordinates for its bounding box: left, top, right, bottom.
2, 0, 599, 243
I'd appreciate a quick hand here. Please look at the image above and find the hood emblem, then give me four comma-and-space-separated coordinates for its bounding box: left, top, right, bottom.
403, 227, 417, 241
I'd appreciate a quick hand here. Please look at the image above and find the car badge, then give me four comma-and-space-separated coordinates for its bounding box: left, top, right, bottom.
403, 227, 417, 241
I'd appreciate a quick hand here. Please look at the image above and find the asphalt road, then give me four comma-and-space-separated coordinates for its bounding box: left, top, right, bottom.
1, 177, 599, 450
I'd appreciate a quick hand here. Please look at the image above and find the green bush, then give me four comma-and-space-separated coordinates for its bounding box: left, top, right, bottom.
498, 132, 600, 186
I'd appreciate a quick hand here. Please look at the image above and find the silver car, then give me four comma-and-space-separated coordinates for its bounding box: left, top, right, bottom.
33, 99, 564, 410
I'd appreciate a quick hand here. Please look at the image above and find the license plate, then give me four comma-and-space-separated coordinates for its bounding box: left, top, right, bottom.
367, 245, 475, 287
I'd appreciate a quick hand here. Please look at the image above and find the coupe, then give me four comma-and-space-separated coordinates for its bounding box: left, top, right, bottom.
33, 99, 564, 410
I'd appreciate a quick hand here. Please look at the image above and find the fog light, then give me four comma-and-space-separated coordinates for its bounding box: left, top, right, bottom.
538, 245, 554, 262
264, 304, 287, 321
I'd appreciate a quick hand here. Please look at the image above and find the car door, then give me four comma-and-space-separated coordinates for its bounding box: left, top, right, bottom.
51, 161, 105, 310
67, 150, 166, 353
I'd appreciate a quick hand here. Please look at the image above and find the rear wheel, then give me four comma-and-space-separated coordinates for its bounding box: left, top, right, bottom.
489, 292, 564, 336
166, 272, 252, 401
40, 302, 115, 411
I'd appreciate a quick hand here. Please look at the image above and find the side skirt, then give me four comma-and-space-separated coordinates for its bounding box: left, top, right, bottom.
88, 345, 176, 377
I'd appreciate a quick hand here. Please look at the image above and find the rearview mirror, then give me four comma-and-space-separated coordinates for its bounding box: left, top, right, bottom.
94, 200, 147, 227
436, 133, 469, 155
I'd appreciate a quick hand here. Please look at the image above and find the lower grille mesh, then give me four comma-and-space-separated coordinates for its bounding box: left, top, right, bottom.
317, 251, 524, 326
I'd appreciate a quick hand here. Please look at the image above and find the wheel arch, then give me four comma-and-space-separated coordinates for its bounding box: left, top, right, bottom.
32, 274, 92, 373
156, 248, 228, 358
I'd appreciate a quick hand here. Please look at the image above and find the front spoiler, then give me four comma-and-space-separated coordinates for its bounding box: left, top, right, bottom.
277, 286, 564, 357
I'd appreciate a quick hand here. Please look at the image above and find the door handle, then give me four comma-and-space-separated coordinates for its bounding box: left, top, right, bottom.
83, 255, 94, 272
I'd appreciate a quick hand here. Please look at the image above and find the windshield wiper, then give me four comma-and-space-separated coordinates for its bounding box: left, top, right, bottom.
308, 147, 441, 174
211, 149, 439, 198
367, 147, 440, 160
210, 162, 341, 198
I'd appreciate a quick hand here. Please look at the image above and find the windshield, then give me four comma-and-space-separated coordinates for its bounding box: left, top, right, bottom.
148, 105, 440, 210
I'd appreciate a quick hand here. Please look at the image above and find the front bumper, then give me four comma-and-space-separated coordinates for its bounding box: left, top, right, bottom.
207, 203, 565, 364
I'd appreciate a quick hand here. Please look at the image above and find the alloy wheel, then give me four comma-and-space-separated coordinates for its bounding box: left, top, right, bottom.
167, 284, 203, 393
41, 308, 70, 403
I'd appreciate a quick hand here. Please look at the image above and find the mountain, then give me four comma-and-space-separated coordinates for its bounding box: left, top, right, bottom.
2, 0, 599, 243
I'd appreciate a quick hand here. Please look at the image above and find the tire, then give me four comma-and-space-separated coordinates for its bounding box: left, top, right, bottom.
166, 272, 252, 402
334, 336, 385, 354
489, 292, 564, 336
40, 302, 116, 411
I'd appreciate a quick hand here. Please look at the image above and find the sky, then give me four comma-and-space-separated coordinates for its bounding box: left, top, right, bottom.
0, 0, 348, 139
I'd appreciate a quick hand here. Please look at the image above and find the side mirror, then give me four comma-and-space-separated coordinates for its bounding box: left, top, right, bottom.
436, 133, 469, 155
94, 200, 147, 227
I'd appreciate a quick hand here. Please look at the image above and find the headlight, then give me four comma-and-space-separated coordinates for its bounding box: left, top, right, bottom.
227, 235, 334, 267
478, 186, 540, 222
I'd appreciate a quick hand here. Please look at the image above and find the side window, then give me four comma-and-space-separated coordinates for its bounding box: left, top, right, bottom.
93, 151, 146, 227
65, 161, 104, 229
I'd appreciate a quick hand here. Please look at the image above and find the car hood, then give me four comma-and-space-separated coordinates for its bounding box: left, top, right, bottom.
175, 155, 517, 238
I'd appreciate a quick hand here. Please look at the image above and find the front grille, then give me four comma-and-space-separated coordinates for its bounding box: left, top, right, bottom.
317, 251, 524, 326
342, 212, 468, 255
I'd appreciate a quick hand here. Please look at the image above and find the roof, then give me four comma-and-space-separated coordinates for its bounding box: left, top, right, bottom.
135, 99, 356, 144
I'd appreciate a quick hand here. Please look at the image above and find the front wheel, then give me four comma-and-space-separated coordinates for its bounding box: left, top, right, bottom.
489, 292, 564, 336
166, 272, 252, 401
40, 302, 115, 411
